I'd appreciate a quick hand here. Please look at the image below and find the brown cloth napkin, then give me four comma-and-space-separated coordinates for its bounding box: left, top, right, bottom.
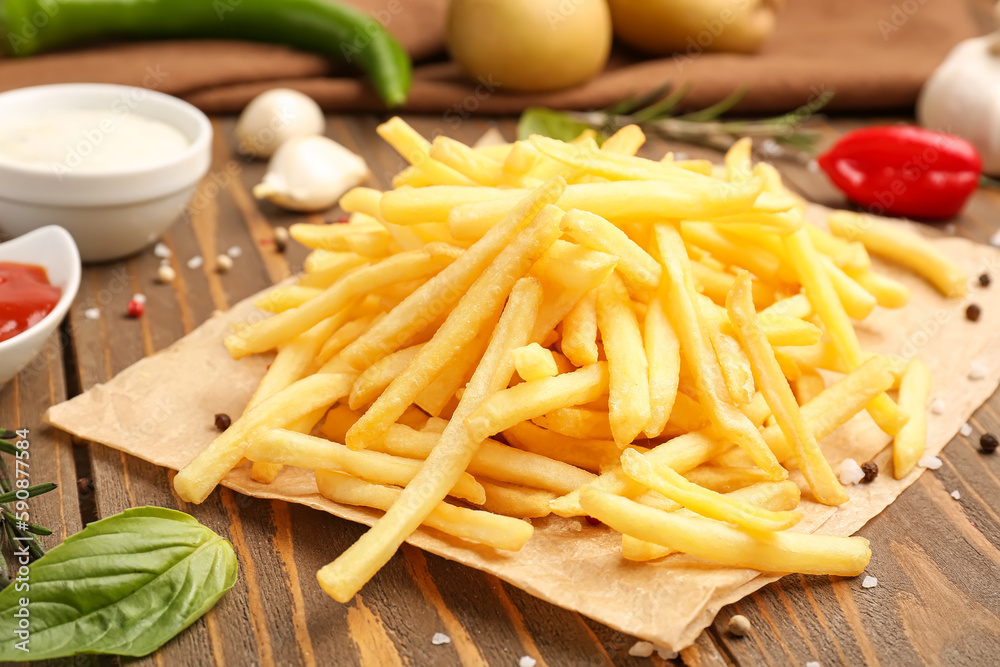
0, 0, 982, 115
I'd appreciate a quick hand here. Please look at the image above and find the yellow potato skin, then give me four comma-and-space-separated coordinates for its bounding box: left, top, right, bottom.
608, 0, 779, 56
446, 0, 612, 93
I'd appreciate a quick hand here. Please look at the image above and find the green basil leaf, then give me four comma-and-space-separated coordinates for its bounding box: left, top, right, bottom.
517, 107, 594, 143
0, 506, 237, 660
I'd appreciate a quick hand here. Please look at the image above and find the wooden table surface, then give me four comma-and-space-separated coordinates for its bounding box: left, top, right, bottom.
7, 113, 1000, 667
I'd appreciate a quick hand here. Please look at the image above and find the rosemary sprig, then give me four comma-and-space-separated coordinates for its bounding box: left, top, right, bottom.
0, 436, 56, 579
518, 86, 835, 164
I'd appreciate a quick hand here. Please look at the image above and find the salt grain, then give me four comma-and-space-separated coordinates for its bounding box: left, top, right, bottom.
656, 646, 679, 660
862, 575, 878, 589
951, 490, 961, 500
431, 632, 451, 645
968, 361, 988, 381
930, 399, 946, 415
990, 229, 1000, 247
567, 521, 582, 532
132, 293, 146, 304
153, 242, 171, 259
156, 264, 176, 284
628, 641, 654, 658
961, 422, 973, 437
919, 455, 943, 470
187, 256, 203, 270
806, 662, 822, 667
519, 657, 537, 667
84, 307, 100, 320
226, 245, 243, 258
838, 458, 865, 485
216, 254, 234, 273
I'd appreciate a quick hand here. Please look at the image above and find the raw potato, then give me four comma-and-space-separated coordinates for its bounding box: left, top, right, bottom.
608, 0, 781, 56
446, 0, 612, 93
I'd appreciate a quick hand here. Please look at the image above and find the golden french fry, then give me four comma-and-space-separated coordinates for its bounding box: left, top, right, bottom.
298, 253, 369, 289
348, 344, 425, 410
466, 362, 609, 443
596, 273, 652, 445
529, 239, 618, 291
478, 479, 556, 518
643, 297, 680, 438
376, 117, 477, 186
620, 449, 802, 532
315, 471, 531, 550
534, 407, 613, 441
290, 221, 389, 251
246, 316, 345, 483
580, 488, 871, 576
792, 369, 826, 406
689, 261, 776, 309
174, 372, 356, 503
720, 355, 898, 469
710, 329, 755, 405
371, 424, 595, 494
681, 222, 782, 280
561, 209, 661, 292
848, 269, 911, 309
655, 223, 785, 479
827, 210, 967, 297
806, 224, 870, 272
621, 480, 801, 561
226, 250, 449, 359
317, 313, 382, 366
415, 330, 490, 417
341, 177, 565, 371
255, 285, 323, 313
727, 271, 847, 505
447, 178, 768, 237
512, 342, 559, 381
321, 404, 364, 443
601, 124, 645, 155
682, 465, 775, 494
504, 421, 620, 474
820, 256, 877, 320
317, 276, 542, 602
250, 429, 486, 503
345, 204, 563, 449
783, 228, 908, 436
894, 358, 931, 478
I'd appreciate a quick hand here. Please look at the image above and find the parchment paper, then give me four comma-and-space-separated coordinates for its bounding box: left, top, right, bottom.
45, 207, 1000, 650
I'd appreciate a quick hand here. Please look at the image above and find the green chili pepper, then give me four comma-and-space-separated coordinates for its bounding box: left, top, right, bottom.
0, 0, 413, 107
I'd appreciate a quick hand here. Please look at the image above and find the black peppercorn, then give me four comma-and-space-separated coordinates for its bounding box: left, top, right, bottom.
214, 413, 232, 431
966, 304, 982, 322
981, 433, 998, 454
979, 273, 991, 287
860, 461, 879, 483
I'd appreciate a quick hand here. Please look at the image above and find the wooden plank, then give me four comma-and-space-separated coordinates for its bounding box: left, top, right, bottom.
0, 328, 81, 549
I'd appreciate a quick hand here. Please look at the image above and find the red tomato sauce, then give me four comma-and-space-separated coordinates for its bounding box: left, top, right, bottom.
0, 262, 61, 343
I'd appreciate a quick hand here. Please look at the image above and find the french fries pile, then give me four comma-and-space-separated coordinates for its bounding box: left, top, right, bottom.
173, 119, 967, 603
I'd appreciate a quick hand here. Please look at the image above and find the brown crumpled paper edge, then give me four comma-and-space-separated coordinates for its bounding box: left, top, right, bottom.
44, 206, 1000, 651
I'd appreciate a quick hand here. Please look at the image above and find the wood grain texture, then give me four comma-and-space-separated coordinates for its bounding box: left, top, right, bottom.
3, 111, 998, 665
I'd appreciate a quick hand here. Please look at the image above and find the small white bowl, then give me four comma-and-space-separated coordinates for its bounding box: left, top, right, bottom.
0, 226, 81, 387
0, 84, 212, 262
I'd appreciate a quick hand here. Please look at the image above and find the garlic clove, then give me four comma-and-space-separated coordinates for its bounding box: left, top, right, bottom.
918, 35, 1000, 175
253, 135, 370, 212
235, 88, 325, 159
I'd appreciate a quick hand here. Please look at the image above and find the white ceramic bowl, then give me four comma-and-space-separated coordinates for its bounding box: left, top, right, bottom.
0, 84, 212, 262
0, 226, 81, 387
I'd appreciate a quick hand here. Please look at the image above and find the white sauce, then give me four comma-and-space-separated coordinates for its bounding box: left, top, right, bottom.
0, 109, 189, 174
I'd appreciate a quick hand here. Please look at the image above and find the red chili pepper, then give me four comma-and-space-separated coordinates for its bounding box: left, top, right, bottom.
817, 126, 982, 220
